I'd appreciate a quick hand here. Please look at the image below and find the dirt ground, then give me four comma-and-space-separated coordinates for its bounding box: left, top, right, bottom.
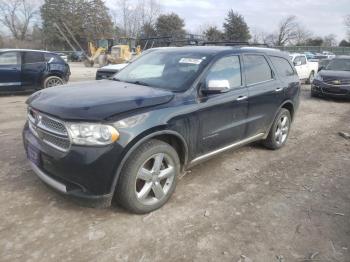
0, 84, 349, 262
69, 62, 98, 82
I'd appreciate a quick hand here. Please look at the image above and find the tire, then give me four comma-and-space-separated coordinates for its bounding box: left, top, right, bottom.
311, 89, 317, 97
306, 71, 314, 84
115, 139, 180, 214
42, 76, 64, 89
262, 108, 291, 150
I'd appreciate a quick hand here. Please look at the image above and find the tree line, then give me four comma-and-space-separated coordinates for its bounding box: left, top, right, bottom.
0, 0, 349, 50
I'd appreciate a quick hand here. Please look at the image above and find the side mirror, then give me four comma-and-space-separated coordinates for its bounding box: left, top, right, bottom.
202, 80, 231, 94
294, 60, 302, 66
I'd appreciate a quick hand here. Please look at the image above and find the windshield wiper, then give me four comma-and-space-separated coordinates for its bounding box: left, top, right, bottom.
128, 80, 150, 86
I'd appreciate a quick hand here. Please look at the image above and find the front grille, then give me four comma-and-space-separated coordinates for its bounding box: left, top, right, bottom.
40, 115, 67, 135
28, 108, 70, 152
323, 78, 350, 86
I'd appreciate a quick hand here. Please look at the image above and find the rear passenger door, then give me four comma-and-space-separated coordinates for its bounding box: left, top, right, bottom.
270, 56, 299, 102
22, 51, 46, 88
243, 54, 284, 138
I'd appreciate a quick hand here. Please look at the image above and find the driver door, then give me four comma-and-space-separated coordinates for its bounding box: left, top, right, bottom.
196, 55, 248, 155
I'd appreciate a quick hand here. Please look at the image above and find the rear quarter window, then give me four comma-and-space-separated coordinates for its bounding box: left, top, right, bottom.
244, 54, 273, 85
270, 56, 295, 77
45, 53, 64, 63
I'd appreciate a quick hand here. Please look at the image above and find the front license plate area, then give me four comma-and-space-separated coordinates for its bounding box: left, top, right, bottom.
27, 143, 41, 166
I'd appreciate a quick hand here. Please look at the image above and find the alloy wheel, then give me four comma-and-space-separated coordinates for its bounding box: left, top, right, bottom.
275, 115, 289, 145
47, 78, 63, 88
135, 153, 175, 205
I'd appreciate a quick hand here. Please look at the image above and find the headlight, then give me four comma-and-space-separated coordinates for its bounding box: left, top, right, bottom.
314, 74, 323, 81
66, 123, 119, 146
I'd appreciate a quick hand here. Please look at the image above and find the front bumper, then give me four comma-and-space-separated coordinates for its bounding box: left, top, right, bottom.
312, 80, 350, 98
23, 122, 124, 207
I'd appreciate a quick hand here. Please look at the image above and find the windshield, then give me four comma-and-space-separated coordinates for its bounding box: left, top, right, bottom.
325, 59, 350, 71
114, 50, 211, 91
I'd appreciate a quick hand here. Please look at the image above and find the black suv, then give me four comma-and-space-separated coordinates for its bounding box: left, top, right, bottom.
0, 49, 70, 92
23, 46, 300, 213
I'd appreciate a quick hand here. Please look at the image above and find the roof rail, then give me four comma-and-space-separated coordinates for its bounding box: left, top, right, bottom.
201, 41, 249, 46
201, 41, 270, 47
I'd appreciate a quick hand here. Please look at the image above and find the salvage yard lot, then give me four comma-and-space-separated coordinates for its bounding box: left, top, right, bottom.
0, 85, 349, 261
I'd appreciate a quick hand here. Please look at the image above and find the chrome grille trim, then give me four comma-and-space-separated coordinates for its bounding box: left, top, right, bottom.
27, 108, 71, 152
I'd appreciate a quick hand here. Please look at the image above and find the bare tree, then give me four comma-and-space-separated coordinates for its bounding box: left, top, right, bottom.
250, 28, 269, 44
275, 15, 299, 46
323, 34, 337, 47
0, 0, 38, 41
112, 0, 161, 37
294, 25, 312, 45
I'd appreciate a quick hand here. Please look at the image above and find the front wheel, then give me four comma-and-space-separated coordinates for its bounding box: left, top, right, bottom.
263, 108, 291, 150
115, 139, 180, 214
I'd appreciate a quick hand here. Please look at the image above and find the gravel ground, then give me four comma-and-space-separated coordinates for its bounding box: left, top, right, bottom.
69, 62, 98, 82
0, 85, 349, 262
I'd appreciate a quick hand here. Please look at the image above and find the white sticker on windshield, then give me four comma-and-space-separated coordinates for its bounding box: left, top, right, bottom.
179, 58, 203, 64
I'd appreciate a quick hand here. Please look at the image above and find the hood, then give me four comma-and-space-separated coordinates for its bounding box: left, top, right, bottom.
27, 80, 174, 121
319, 70, 350, 80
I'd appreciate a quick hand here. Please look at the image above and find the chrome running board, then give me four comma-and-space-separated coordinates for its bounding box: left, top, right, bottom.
188, 133, 265, 167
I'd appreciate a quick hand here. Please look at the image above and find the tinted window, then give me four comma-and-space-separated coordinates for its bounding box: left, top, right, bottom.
23, 52, 45, 63
0, 52, 19, 65
270, 56, 295, 77
206, 56, 241, 89
244, 55, 273, 85
44, 53, 62, 63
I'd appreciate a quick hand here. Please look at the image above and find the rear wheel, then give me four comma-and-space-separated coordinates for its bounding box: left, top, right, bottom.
116, 139, 180, 214
42, 76, 64, 89
306, 71, 315, 84
263, 108, 291, 150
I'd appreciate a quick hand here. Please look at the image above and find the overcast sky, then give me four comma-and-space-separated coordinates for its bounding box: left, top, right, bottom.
157, 0, 349, 41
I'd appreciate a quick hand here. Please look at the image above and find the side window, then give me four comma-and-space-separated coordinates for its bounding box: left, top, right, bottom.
23, 52, 45, 64
300, 56, 307, 65
44, 53, 62, 63
0, 52, 19, 65
206, 56, 242, 89
244, 54, 273, 85
270, 56, 295, 77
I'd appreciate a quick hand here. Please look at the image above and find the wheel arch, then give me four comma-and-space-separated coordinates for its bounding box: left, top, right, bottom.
280, 100, 295, 120
110, 129, 189, 195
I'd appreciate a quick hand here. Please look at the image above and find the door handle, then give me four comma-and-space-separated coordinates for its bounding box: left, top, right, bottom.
275, 87, 284, 92
236, 95, 248, 101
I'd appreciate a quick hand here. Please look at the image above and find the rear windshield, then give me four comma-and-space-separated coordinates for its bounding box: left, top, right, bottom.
114, 51, 212, 91
326, 59, 350, 71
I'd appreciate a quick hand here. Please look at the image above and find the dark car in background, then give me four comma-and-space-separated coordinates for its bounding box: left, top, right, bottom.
311, 56, 350, 99
70, 51, 85, 62
0, 49, 70, 92
23, 46, 300, 213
